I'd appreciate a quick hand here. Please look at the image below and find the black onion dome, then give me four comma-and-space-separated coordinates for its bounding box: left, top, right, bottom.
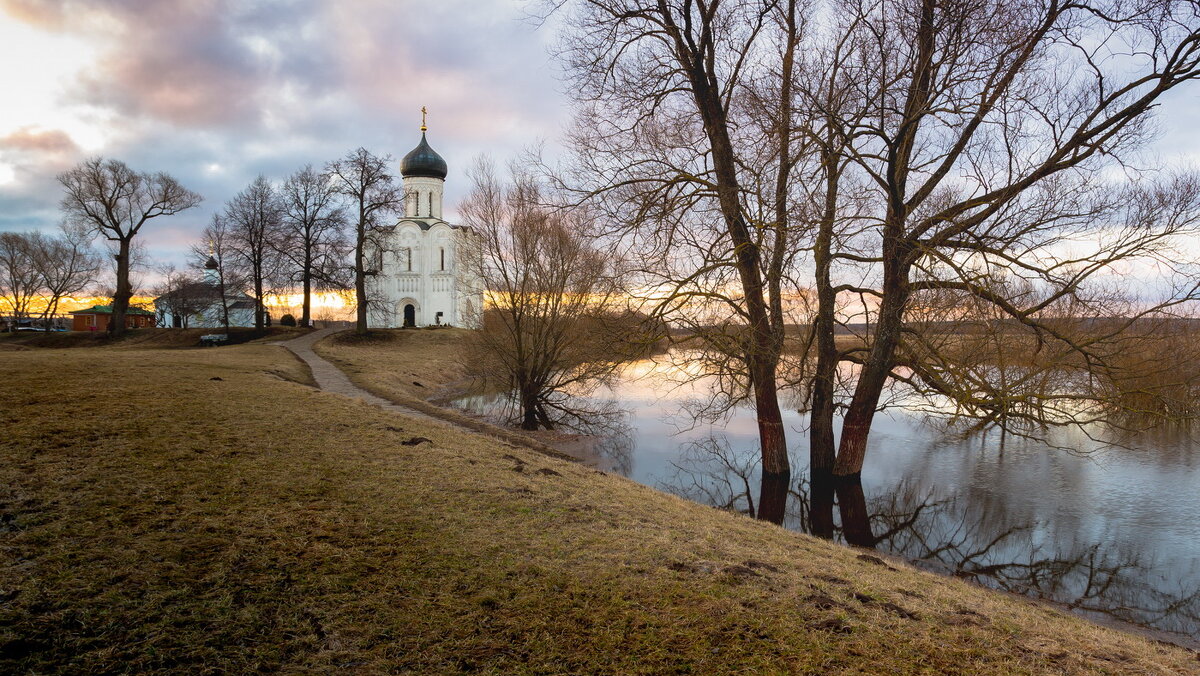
204, 256, 219, 270
400, 133, 448, 179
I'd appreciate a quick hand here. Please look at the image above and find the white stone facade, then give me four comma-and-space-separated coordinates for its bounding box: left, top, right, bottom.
367, 133, 482, 328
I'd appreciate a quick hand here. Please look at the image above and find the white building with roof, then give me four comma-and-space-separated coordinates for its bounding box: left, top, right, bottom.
366, 122, 483, 328
154, 255, 259, 329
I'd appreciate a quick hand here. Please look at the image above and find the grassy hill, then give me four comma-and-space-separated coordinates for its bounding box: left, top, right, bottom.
1, 343, 1195, 673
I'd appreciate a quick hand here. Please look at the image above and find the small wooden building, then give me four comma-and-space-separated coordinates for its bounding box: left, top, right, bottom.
70, 305, 156, 331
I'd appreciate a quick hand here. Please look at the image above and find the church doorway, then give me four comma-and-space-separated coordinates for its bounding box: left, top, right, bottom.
403, 304, 416, 327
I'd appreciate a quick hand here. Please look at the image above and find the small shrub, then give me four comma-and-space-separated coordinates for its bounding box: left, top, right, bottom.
280, 314, 297, 327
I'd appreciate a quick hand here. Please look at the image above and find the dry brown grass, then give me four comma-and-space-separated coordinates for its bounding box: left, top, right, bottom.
316, 327, 473, 400
311, 327, 578, 458
2, 345, 1197, 673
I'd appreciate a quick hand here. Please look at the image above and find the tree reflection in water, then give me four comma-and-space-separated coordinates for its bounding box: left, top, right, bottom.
659, 440, 1200, 641
453, 389, 636, 474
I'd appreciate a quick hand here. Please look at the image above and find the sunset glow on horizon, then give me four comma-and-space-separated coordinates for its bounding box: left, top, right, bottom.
8, 291, 358, 322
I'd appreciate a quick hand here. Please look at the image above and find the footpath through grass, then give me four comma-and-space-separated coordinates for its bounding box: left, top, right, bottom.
311, 328, 581, 457
313, 327, 473, 401
1, 345, 1197, 673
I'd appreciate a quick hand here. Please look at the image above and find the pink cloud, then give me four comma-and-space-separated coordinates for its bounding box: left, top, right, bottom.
0, 0, 69, 29
0, 126, 78, 155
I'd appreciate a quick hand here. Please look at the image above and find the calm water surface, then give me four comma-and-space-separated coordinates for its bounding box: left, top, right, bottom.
457, 353, 1200, 644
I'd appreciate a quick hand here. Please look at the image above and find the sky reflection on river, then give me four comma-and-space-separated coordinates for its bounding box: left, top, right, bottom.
455, 352, 1200, 644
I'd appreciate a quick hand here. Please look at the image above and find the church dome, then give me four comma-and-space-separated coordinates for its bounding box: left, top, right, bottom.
204, 255, 219, 270
400, 133, 448, 180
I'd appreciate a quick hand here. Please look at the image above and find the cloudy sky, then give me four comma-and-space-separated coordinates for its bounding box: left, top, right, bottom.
0, 0, 568, 271
3, 0, 1200, 284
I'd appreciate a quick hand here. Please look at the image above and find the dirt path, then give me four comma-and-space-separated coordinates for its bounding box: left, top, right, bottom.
273, 328, 586, 464
273, 328, 462, 428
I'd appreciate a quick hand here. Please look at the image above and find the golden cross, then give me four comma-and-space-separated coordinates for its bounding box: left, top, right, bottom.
421, 106, 428, 132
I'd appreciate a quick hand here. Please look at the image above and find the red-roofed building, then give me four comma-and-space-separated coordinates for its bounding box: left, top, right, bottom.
70, 305, 156, 331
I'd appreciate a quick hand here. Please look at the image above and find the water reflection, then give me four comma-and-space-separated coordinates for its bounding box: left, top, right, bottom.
455, 352, 1200, 644
659, 447, 1200, 642
457, 389, 636, 475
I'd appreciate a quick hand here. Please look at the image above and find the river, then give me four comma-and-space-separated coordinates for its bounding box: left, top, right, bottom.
454, 352, 1200, 646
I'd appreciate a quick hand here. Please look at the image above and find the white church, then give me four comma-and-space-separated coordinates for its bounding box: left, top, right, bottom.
367, 122, 483, 328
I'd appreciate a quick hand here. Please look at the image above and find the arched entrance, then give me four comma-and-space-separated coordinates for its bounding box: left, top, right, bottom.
403, 304, 416, 327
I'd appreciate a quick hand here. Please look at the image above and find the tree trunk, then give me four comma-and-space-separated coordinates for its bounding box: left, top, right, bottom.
683, 49, 789, 479
832, 0, 931, 476
535, 405, 555, 431
520, 388, 538, 430
760, 0, 801, 483
749, 352, 789, 477
42, 298, 59, 332
808, 471, 836, 539
810, 149, 840, 473
355, 211, 368, 335
110, 239, 132, 337
756, 472, 790, 525
835, 477, 874, 547
301, 257, 312, 328
214, 264, 230, 333
810, 306, 838, 471
253, 272, 265, 330
833, 260, 909, 476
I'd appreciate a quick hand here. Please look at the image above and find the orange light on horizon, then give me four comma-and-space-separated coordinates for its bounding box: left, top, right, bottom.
5, 291, 360, 321
262, 291, 357, 322
6, 295, 159, 317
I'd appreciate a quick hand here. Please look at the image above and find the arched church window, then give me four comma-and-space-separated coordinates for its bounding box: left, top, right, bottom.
440, 247, 445, 271
428, 192, 433, 217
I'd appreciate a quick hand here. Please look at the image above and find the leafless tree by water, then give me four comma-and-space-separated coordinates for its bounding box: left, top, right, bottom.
797, 0, 1200, 476
57, 157, 200, 336
458, 158, 635, 430
552, 0, 1200, 482
551, 0, 811, 483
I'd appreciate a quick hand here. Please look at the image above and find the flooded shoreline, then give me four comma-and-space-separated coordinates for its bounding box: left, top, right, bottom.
452, 352, 1200, 645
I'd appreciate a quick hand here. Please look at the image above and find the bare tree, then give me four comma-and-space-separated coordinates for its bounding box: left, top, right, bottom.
29, 224, 100, 330
553, 0, 808, 483
460, 159, 633, 430
0, 233, 40, 331
801, 0, 1200, 476
150, 264, 206, 328
191, 214, 246, 333
57, 157, 201, 336
327, 148, 403, 334
278, 165, 349, 327
224, 175, 285, 330
556, 0, 1200, 485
